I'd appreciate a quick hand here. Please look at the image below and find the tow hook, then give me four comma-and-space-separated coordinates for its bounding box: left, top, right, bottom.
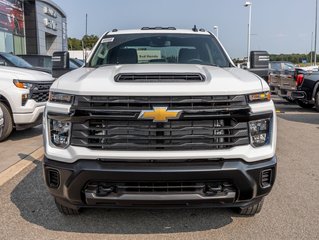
205, 184, 223, 196
97, 185, 115, 197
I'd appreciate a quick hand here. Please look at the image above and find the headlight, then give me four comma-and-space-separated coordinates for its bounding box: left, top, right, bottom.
248, 92, 271, 103
49, 119, 71, 148
13, 80, 33, 89
49, 92, 74, 104
249, 119, 271, 147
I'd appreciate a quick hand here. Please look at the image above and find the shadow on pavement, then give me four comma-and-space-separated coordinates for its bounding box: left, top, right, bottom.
277, 113, 319, 125
11, 159, 234, 234
8, 126, 42, 142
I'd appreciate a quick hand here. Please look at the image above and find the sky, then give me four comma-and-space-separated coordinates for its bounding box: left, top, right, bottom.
53, 0, 318, 58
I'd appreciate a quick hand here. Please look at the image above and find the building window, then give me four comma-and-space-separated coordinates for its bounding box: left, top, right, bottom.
14, 35, 26, 55
0, 32, 5, 52
5, 33, 14, 53
0, 32, 14, 53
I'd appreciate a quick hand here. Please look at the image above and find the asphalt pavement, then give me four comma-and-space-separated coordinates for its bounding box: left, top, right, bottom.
0, 126, 42, 173
0, 98, 318, 240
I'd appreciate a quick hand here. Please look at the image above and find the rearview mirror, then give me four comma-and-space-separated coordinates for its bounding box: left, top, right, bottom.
52, 51, 71, 78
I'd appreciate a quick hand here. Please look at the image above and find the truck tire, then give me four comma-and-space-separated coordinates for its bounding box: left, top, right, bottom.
237, 198, 264, 216
0, 102, 13, 142
315, 91, 319, 112
296, 100, 314, 109
55, 199, 80, 215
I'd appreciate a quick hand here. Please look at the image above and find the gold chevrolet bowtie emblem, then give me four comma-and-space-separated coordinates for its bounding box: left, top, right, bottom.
138, 107, 182, 122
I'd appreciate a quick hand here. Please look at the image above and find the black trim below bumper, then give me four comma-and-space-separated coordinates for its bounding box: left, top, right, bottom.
43, 156, 277, 209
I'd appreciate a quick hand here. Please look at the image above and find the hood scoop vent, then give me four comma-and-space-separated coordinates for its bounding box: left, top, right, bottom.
114, 73, 206, 83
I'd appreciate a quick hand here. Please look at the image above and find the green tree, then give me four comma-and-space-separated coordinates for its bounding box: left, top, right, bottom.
82, 35, 99, 49
68, 35, 99, 50
68, 38, 82, 50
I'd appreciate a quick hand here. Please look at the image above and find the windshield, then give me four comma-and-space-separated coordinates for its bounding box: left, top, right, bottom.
1, 53, 33, 68
90, 33, 231, 68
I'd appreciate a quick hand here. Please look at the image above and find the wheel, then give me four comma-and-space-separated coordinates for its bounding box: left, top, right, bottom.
0, 102, 13, 142
55, 199, 80, 215
237, 198, 264, 216
296, 100, 314, 109
315, 91, 319, 112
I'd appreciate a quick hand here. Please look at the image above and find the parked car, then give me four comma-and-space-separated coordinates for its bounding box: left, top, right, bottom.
17, 55, 52, 73
291, 70, 319, 111
44, 27, 277, 216
268, 61, 297, 101
0, 64, 54, 141
0, 52, 50, 73
18, 54, 84, 74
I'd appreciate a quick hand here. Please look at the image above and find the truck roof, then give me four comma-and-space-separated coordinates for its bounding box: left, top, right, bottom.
103, 28, 211, 36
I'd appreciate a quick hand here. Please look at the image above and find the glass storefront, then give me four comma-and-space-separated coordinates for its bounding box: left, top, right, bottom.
0, 0, 26, 54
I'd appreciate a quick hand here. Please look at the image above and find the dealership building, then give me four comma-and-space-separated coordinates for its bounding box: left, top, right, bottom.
0, 0, 67, 55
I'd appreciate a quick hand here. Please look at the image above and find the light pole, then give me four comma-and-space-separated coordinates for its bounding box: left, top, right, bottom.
315, 0, 318, 66
214, 26, 219, 39
244, 1, 252, 69
84, 13, 88, 62
311, 32, 314, 65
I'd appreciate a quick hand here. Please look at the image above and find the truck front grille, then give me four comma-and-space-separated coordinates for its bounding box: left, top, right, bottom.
30, 81, 53, 102
70, 95, 250, 151
72, 119, 249, 150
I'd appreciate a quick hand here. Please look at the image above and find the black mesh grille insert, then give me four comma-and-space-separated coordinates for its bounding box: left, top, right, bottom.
30, 81, 53, 102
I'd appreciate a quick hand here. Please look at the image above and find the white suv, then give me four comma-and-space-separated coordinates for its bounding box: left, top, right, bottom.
0, 63, 54, 141
43, 27, 277, 216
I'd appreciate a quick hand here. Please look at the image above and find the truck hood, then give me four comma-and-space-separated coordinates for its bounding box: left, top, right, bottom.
0, 66, 54, 81
53, 64, 265, 96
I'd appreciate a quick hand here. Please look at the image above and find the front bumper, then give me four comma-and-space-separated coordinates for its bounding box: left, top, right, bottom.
44, 156, 277, 209
13, 105, 45, 124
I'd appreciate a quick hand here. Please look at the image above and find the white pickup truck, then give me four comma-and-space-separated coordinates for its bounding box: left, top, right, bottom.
0, 61, 54, 141
43, 27, 277, 216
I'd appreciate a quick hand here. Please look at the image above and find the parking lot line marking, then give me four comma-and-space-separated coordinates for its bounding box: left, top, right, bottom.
0, 147, 44, 187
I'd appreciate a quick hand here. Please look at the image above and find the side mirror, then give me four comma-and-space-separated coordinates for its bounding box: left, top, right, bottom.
52, 51, 71, 78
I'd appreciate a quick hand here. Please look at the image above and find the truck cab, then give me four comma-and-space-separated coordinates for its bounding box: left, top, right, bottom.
43, 27, 277, 216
